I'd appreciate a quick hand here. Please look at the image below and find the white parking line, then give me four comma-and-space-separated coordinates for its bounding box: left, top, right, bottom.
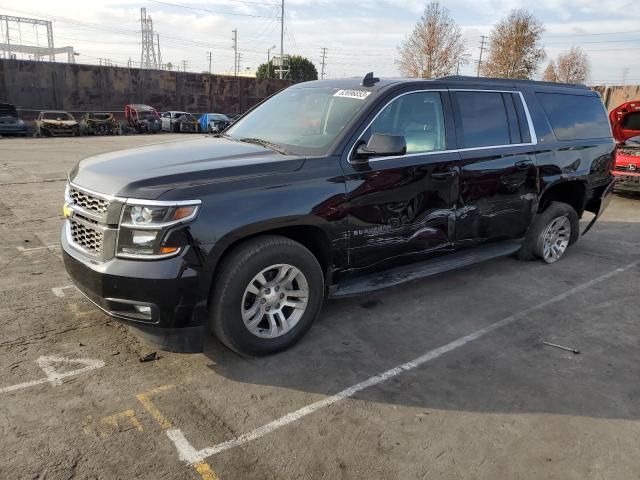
52, 285, 77, 298
166, 259, 640, 464
0, 356, 105, 395
16, 244, 60, 253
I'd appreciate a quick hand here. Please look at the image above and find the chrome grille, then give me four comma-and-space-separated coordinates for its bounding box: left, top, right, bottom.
69, 187, 110, 215
69, 219, 103, 254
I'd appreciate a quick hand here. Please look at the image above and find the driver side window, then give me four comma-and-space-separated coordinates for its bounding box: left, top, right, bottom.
366, 91, 446, 154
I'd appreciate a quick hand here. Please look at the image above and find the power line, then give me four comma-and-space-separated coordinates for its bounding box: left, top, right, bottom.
147, 0, 279, 19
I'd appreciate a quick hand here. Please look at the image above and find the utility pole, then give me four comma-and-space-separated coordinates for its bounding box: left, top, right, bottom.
477, 35, 486, 77
232, 29, 238, 77
320, 47, 327, 79
157, 33, 162, 69
181, 59, 188, 72
207, 51, 212, 74
237, 53, 242, 74
279, 0, 284, 79
267, 45, 276, 79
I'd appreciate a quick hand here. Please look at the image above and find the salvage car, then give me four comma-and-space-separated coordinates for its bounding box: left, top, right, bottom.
35, 111, 79, 137
79, 112, 121, 136
161, 111, 199, 133
612, 136, 640, 193
199, 113, 231, 133
124, 104, 161, 134
609, 100, 640, 193
62, 74, 615, 356
0, 102, 27, 136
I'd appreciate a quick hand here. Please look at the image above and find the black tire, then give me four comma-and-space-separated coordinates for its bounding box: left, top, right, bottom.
516, 201, 579, 262
210, 235, 324, 356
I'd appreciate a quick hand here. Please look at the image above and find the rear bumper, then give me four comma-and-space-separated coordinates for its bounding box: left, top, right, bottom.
583, 179, 616, 235
61, 227, 207, 351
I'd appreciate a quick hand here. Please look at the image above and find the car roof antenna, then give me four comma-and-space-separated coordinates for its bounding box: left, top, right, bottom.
361, 72, 380, 87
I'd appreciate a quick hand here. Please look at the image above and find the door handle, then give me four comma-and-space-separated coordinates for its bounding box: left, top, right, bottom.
515, 160, 534, 170
431, 170, 458, 179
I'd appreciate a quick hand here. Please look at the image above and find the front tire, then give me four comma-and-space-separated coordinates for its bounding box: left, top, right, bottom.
517, 201, 579, 263
210, 235, 324, 356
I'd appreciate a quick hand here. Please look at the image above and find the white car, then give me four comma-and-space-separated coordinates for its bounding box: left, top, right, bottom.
160, 111, 198, 133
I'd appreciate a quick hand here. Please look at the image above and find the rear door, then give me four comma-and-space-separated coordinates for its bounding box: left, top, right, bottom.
343, 89, 461, 271
451, 89, 538, 245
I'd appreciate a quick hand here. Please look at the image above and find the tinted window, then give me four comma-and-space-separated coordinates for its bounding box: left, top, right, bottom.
367, 91, 446, 154
537, 93, 610, 140
455, 92, 511, 148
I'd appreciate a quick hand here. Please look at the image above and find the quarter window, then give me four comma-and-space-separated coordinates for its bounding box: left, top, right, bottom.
365, 91, 446, 154
537, 93, 611, 141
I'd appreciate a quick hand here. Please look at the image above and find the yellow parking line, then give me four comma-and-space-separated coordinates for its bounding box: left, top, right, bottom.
194, 462, 220, 480
136, 385, 175, 430
136, 384, 220, 480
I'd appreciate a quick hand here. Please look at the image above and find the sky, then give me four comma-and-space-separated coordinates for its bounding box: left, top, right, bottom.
0, 0, 638, 85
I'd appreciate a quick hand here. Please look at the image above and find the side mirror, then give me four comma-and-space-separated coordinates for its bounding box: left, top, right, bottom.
355, 133, 406, 161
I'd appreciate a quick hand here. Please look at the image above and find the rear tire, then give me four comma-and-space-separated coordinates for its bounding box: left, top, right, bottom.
516, 201, 579, 263
210, 235, 324, 356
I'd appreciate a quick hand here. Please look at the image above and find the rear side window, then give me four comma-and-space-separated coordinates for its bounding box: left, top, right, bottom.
454, 91, 523, 148
536, 93, 611, 140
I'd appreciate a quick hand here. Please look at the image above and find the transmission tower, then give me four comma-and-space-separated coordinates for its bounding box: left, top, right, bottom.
0, 14, 75, 62
320, 47, 327, 79
140, 8, 158, 69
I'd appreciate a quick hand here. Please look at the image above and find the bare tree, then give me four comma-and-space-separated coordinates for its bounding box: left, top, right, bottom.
542, 60, 557, 82
397, 1, 468, 78
555, 47, 590, 84
481, 10, 546, 79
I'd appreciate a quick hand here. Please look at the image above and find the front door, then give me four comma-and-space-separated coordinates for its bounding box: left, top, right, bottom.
342, 90, 461, 272
451, 90, 539, 245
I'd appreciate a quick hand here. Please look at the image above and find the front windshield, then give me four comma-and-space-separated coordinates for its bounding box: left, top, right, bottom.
225, 87, 372, 155
139, 111, 157, 120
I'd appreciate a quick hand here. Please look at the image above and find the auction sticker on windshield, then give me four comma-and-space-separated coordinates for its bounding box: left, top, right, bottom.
334, 89, 372, 100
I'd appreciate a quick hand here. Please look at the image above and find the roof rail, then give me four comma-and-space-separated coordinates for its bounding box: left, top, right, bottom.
437, 75, 589, 90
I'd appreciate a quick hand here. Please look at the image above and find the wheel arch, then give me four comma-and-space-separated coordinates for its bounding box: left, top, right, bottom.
199, 219, 335, 309
538, 180, 587, 218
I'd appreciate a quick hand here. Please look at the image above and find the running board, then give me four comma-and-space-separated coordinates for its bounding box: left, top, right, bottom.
330, 240, 522, 298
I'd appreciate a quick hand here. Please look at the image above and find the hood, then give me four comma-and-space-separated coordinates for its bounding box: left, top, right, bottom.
42, 119, 77, 126
69, 136, 306, 198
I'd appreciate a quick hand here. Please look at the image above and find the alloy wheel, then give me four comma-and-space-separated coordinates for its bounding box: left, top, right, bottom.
241, 264, 309, 338
542, 215, 571, 263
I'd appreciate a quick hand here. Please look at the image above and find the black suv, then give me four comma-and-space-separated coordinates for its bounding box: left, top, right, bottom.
62, 75, 615, 355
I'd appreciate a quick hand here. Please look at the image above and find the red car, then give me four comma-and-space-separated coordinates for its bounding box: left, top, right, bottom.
610, 100, 640, 193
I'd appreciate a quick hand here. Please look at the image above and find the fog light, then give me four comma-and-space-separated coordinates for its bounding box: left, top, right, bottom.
134, 305, 152, 318
132, 230, 157, 245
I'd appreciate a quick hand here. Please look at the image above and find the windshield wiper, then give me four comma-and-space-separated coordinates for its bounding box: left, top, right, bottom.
235, 137, 289, 155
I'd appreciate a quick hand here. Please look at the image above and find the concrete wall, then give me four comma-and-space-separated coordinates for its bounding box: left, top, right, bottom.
0, 59, 291, 120
592, 85, 640, 111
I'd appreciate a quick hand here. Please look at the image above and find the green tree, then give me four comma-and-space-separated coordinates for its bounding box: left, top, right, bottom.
256, 55, 318, 82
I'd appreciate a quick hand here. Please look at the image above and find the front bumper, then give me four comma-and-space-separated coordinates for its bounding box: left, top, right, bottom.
0, 123, 27, 135
613, 171, 640, 192
61, 226, 207, 351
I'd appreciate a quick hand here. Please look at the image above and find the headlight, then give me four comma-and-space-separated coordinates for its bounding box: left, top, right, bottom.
117, 201, 200, 259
